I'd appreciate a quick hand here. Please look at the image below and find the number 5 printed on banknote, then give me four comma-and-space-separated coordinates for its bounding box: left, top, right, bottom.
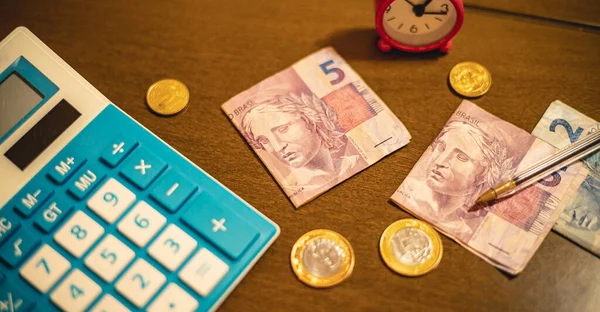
532, 100, 600, 256
222, 48, 411, 207
391, 100, 587, 274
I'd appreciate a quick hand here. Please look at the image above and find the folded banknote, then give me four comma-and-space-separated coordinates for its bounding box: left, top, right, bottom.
222, 47, 411, 207
532, 100, 600, 256
391, 100, 587, 274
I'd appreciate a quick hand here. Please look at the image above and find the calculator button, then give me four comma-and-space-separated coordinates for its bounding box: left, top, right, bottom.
117, 201, 166, 247
181, 194, 259, 259
54, 211, 104, 258
147, 283, 199, 312
0, 211, 20, 246
87, 178, 136, 223
120, 148, 167, 190
47, 152, 85, 185
148, 224, 198, 272
0, 228, 40, 267
84, 234, 135, 282
179, 248, 229, 297
67, 163, 107, 200
34, 195, 73, 233
14, 185, 53, 218
89, 294, 131, 312
149, 170, 197, 213
115, 258, 166, 308
0, 281, 35, 312
100, 135, 138, 168
20, 245, 71, 293
50, 269, 102, 312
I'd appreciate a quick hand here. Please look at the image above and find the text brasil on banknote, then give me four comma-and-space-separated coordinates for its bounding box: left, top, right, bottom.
222, 47, 411, 207
532, 100, 600, 256
391, 100, 587, 274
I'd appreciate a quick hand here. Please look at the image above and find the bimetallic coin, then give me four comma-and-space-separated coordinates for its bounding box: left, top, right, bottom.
449, 62, 492, 98
290, 229, 354, 288
380, 219, 443, 276
146, 79, 190, 116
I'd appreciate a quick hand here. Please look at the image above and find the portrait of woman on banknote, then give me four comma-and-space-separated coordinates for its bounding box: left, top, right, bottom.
399, 120, 517, 240
241, 92, 366, 196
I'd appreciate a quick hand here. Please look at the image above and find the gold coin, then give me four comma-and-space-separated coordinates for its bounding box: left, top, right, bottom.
290, 229, 355, 288
146, 79, 190, 116
379, 219, 443, 277
449, 62, 492, 98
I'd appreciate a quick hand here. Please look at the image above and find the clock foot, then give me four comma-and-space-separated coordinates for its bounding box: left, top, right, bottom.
440, 41, 453, 53
377, 39, 392, 53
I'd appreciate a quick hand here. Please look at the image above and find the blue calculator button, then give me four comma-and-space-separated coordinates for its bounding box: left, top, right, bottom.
0, 272, 4, 283
13, 185, 53, 218
120, 147, 167, 190
0, 212, 20, 247
34, 196, 74, 233
150, 170, 197, 213
0, 228, 40, 268
100, 135, 138, 168
47, 152, 86, 185
181, 194, 259, 259
0, 282, 35, 312
67, 163, 107, 200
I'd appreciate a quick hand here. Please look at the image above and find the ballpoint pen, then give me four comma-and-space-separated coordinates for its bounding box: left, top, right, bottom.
471, 129, 600, 211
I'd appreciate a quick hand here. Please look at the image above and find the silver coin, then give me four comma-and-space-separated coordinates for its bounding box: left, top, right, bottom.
302, 238, 345, 277
390, 227, 433, 266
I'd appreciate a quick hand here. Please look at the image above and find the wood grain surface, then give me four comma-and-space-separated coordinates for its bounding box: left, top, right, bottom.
1, 0, 599, 311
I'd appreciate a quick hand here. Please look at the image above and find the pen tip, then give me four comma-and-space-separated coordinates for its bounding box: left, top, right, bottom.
475, 189, 497, 206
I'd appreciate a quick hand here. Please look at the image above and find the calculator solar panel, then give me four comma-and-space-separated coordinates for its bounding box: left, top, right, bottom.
0, 27, 279, 312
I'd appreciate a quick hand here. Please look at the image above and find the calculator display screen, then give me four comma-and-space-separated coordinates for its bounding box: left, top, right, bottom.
0, 73, 43, 139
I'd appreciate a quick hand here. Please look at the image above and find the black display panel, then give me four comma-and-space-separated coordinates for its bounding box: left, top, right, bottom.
5, 100, 81, 170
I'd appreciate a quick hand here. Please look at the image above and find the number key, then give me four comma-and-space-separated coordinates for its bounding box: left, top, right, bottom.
115, 258, 166, 308
54, 211, 104, 258
148, 224, 198, 271
50, 269, 101, 312
88, 178, 136, 223
89, 294, 131, 312
84, 234, 135, 282
20, 245, 71, 293
118, 201, 166, 247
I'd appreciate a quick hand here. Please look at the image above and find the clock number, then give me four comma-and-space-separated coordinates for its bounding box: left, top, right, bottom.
386, 5, 391, 13
319, 60, 345, 85
410, 25, 418, 33
441, 4, 449, 13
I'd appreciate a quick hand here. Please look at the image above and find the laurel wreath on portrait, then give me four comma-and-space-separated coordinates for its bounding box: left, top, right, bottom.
481, 138, 516, 188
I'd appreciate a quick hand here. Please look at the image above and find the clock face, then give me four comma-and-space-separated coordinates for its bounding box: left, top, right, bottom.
382, 0, 458, 47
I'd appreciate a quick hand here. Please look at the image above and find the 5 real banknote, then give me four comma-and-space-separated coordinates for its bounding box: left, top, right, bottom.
222, 47, 411, 208
533, 101, 600, 257
391, 100, 588, 274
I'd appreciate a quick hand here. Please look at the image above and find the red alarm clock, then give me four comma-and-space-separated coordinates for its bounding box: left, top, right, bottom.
374, 0, 464, 53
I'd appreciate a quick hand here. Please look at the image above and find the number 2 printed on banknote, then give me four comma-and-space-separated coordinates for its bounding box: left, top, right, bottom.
223, 47, 411, 207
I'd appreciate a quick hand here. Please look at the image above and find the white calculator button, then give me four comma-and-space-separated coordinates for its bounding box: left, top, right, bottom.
20, 244, 71, 293
89, 294, 131, 312
148, 224, 198, 272
179, 248, 229, 297
54, 211, 104, 258
147, 283, 199, 312
117, 201, 166, 247
84, 234, 135, 282
50, 269, 102, 312
115, 258, 166, 308
87, 178, 136, 223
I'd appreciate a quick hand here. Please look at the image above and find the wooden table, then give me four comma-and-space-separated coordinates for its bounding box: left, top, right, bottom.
2, 0, 599, 311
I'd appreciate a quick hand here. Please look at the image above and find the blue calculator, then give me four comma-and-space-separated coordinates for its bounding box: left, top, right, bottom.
0, 27, 279, 312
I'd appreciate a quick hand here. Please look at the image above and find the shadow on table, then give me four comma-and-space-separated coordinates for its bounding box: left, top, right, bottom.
319, 28, 447, 61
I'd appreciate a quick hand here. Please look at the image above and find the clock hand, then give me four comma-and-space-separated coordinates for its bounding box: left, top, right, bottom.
422, 0, 433, 8
404, 0, 416, 7
413, 0, 433, 17
422, 11, 448, 15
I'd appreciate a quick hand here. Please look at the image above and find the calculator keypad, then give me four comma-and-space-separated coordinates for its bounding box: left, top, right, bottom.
0, 104, 279, 311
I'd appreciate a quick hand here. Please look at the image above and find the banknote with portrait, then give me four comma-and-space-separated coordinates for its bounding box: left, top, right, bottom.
532, 100, 600, 256
222, 47, 411, 207
391, 100, 587, 274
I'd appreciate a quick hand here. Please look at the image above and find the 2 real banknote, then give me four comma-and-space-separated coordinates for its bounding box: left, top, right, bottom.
222, 48, 411, 207
391, 100, 588, 274
533, 101, 600, 257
